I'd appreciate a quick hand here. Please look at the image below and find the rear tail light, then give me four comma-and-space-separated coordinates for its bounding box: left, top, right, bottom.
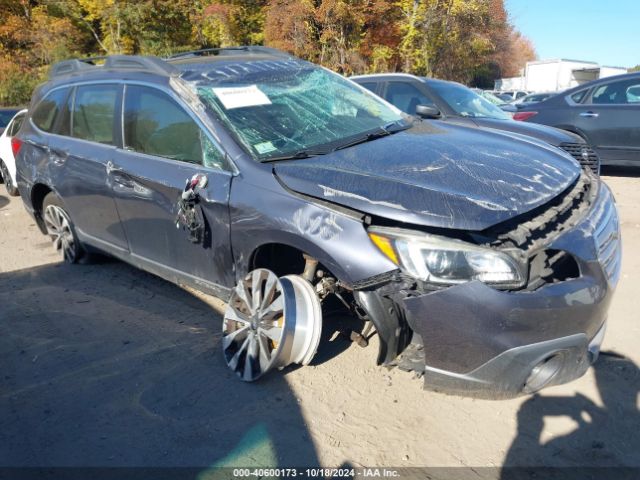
11, 137, 23, 156
513, 111, 538, 122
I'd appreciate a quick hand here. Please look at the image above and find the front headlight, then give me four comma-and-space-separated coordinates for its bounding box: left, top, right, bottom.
368, 227, 527, 288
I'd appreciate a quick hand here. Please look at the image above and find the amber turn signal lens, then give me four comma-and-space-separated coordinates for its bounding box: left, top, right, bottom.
368, 232, 399, 265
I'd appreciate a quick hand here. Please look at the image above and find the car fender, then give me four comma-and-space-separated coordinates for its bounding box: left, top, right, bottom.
229, 175, 398, 288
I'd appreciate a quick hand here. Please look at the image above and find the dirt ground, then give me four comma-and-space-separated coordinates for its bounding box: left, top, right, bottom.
1, 168, 639, 477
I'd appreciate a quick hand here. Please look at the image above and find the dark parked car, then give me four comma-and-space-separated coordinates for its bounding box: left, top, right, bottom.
0, 107, 21, 135
513, 92, 556, 109
15, 48, 620, 398
515, 72, 640, 166
492, 91, 517, 103
352, 74, 600, 174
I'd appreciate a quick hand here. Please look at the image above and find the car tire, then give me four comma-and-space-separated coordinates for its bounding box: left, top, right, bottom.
0, 160, 19, 196
42, 192, 86, 264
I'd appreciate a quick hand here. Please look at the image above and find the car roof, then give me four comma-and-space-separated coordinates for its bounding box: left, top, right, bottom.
170, 56, 311, 84
38, 48, 304, 96
564, 71, 640, 94
517, 71, 640, 110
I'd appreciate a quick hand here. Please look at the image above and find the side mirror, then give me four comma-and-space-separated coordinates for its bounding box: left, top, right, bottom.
415, 104, 441, 119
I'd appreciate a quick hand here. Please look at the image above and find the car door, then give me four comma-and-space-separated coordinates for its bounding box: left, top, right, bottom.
573, 77, 640, 164
50, 83, 130, 251
111, 83, 235, 288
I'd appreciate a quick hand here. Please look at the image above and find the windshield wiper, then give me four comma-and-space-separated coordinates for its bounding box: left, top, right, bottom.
262, 148, 331, 162
332, 121, 410, 152
260, 121, 411, 162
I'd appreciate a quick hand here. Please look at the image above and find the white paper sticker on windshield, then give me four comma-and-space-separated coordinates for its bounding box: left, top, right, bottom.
254, 141, 277, 154
212, 85, 271, 109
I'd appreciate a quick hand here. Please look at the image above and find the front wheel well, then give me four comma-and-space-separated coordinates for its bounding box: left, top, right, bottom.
249, 243, 308, 278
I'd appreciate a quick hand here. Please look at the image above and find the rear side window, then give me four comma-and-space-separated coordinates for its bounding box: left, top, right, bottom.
72, 85, 119, 144
628, 85, 640, 103
32, 88, 69, 132
124, 85, 226, 168
57, 91, 72, 137
8, 114, 25, 136
385, 82, 434, 114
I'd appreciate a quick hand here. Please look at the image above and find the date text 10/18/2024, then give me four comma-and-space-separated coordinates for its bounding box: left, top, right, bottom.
232, 468, 400, 478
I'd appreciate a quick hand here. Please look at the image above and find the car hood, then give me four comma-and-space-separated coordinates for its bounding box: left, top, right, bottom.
474, 118, 583, 146
273, 122, 581, 231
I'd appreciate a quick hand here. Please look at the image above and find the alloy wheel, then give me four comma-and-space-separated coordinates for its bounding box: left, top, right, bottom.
222, 269, 322, 381
43, 205, 77, 263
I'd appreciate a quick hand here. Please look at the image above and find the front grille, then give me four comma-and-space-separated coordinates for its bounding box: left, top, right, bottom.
484, 171, 595, 252
559, 143, 600, 175
594, 197, 621, 282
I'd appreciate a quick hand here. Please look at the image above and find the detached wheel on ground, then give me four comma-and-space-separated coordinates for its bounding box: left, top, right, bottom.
222, 268, 322, 381
0, 161, 19, 196
42, 192, 85, 263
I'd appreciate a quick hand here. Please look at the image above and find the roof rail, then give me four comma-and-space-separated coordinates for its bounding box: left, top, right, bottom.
49, 55, 178, 79
49, 57, 107, 78
167, 46, 292, 60
104, 55, 179, 76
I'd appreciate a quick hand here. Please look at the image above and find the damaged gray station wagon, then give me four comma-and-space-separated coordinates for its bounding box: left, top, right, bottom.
14, 47, 621, 398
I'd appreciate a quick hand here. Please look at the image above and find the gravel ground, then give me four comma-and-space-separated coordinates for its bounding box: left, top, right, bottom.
1, 169, 639, 477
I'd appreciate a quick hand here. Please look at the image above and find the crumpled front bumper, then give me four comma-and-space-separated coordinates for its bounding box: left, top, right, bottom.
399, 184, 620, 399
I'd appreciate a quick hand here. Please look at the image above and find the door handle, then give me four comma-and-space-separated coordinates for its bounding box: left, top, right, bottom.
107, 161, 138, 190
579, 111, 599, 118
106, 160, 123, 174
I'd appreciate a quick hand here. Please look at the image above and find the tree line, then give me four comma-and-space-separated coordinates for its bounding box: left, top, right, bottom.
0, 0, 538, 106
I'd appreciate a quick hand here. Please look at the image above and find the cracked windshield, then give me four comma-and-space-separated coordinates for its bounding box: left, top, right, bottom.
198, 66, 406, 160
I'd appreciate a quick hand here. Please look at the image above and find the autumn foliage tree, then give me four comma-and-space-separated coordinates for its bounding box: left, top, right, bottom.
0, 0, 537, 105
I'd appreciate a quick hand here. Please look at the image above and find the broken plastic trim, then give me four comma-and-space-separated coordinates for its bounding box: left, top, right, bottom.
175, 174, 208, 244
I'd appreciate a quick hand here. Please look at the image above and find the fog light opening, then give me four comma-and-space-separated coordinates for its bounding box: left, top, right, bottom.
523, 354, 563, 394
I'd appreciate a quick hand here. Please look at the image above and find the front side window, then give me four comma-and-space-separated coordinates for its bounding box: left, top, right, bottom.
72, 85, 119, 144
197, 65, 406, 161
358, 82, 378, 93
429, 82, 511, 120
590, 78, 640, 105
32, 88, 69, 132
385, 82, 434, 114
124, 85, 225, 168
